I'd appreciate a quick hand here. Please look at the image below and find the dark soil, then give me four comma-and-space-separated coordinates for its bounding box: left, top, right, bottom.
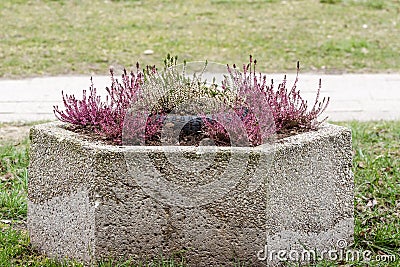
64, 117, 312, 147
275, 127, 311, 140
145, 116, 231, 146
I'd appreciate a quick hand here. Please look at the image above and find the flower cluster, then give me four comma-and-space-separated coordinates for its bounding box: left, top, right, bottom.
54, 56, 329, 146
54, 64, 149, 143
203, 57, 329, 146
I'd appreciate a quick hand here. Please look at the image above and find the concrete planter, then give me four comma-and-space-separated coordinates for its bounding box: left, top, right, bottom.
28, 121, 353, 266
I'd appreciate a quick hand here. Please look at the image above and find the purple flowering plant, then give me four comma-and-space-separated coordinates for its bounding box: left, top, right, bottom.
54, 55, 329, 146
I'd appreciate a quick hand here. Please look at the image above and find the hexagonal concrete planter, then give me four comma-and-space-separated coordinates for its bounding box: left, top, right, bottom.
28, 121, 353, 266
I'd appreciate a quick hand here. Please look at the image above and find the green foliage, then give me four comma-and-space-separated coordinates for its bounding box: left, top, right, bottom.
364, 0, 385, 10
344, 121, 400, 257
351, 0, 386, 9
320, 0, 342, 4
146, 56, 223, 115
0, 140, 29, 221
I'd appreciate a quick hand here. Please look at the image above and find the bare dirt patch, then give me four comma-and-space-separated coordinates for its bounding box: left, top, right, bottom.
0, 124, 31, 143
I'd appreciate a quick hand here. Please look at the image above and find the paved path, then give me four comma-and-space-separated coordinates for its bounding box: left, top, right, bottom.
0, 74, 399, 122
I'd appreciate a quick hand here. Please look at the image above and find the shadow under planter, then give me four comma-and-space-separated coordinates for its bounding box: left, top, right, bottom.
28, 121, 354, 266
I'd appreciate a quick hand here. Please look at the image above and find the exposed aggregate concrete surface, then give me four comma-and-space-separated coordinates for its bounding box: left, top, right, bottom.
28, 121, 353, 266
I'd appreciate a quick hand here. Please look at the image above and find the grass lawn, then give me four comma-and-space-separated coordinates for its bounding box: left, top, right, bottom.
0, 121, 399, 266
0, 0, 398, 265
1, 0, 400, 78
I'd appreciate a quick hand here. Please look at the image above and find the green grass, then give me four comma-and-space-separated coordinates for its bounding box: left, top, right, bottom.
1, 0, 400, 78
336, 121, 400, 266
0, 139, 29, 221
348, 122, 400, 260
0, 121, 399, 266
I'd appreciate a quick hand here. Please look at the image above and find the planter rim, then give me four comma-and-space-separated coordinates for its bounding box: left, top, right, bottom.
30, 121, 350, 153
